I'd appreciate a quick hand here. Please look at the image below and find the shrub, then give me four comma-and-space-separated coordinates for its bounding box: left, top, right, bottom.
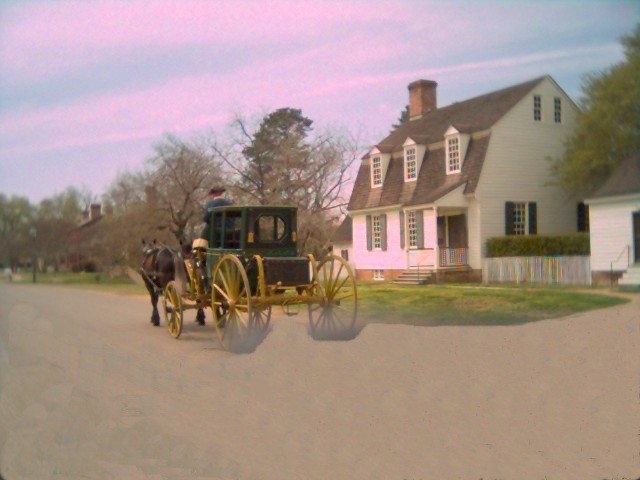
83, 261, 98, 273
486, 233, 590, 257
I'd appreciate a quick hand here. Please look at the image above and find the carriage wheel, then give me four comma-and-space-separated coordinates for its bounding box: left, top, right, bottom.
251, 305, 272, 333
211, 255, 255, 353
164, 281, 183, 339
308, 255, 358, 341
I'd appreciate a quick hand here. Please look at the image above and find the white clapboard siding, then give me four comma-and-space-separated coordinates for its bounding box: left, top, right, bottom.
476, 77, 578, 257
587, 197, 638, 271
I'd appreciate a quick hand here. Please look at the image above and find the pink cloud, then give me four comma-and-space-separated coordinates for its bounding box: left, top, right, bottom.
1, 0, 405, 80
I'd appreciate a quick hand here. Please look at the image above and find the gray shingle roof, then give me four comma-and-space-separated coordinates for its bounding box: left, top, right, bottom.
348, 76, 546, 211
590, 151, 640, 199
331, 216, 352, 242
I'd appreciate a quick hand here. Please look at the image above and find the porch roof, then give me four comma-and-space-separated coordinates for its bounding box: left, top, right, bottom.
589, 151, 640, 200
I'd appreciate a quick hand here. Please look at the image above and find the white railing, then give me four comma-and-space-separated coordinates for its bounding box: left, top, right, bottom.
610, 244, 631, 270
482, 255, 591, 285
439, 247, 468, 267
610, 244, 631, 288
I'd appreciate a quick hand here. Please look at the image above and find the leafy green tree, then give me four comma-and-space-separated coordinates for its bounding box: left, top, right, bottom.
551, 24, 640, 197
35, 188, 85, 271
239, 108, 313, 205
393, 105, 409, 128
0, 194, 35, 270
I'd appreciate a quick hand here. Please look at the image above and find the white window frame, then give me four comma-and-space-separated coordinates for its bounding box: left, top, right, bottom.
533, 95, 542, 122
446, 136, 461, 174
404, 147, 417, 181
372, 156, 382, 187
372, 215, 382, 250
407, 210, 418, 248
373, 269, 385, 281
554, 97, 562, 123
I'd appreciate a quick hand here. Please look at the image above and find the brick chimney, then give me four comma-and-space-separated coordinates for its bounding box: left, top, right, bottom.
408, 79, 438, 119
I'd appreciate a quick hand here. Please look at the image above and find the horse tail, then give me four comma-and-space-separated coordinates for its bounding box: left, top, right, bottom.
173, 251, 189, 296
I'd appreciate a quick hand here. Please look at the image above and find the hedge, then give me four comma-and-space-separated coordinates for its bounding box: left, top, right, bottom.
486, 233, 590, 257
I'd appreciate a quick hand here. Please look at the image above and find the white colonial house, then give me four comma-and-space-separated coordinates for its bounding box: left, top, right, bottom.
346, 76, 579, 282
585, 151, 640, 287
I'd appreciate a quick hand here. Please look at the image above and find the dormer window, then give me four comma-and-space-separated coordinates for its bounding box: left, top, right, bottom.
372, 156, 382, 186
369, 147, 391, 188
405, 147, 416, 180
444, 126, 470, 175
403, 138, 426, 182
447, 136, 460, 173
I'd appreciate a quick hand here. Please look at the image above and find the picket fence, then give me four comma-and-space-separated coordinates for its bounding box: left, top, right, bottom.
482, 255, 591, 285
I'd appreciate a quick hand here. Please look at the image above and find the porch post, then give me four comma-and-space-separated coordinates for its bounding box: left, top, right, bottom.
436, 207, 440, 269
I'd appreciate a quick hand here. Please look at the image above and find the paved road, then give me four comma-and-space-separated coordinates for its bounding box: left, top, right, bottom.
0, 283, 638, 479
0, 284, 247, 479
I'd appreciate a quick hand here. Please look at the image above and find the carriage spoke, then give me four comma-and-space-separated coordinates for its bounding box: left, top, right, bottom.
308, 255, 357, 341
212, 254, 257, 353
213, 283, 230, 302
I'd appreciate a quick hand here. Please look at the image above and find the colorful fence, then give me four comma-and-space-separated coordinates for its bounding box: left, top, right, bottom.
482, 255, 591, 285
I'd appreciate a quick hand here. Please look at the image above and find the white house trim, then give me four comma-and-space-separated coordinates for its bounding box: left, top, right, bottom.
369, 147, 391, 188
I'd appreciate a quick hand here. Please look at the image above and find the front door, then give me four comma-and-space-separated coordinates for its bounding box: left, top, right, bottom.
634, 212, 640, 263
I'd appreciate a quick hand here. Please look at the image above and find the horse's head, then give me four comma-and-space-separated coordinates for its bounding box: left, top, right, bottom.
141, 239, 159, 260
180, 239, 193, 258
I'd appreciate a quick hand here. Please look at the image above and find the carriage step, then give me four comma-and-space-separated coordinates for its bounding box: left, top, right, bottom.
281, 304, 300, 316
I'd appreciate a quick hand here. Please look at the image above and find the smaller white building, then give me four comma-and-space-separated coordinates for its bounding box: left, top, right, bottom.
585, 151, 640, 285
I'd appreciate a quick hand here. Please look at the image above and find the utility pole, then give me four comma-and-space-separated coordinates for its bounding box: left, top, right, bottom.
29, 227, 37, 283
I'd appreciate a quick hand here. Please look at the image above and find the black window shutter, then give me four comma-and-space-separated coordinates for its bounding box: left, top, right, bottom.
416, 210, 424, 249
528, 202, 537, 235
380, 214, 387, 251
366, 215, 372, 251
505, 202, 515, 235
577, 202, 589, 232
399, 211, 405, 249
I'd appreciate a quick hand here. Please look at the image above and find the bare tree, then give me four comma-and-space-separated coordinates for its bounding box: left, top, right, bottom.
145, 134, 226, 245
208, 108, 359, 255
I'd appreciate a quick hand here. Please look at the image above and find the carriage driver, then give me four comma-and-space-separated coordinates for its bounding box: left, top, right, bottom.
190, 187, 233, 293
193, 186, 232, 247
203, 186, 232, 224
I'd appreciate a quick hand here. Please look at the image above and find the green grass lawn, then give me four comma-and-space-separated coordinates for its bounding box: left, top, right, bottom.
4, 271, 631, 326
357, 282, 631, 326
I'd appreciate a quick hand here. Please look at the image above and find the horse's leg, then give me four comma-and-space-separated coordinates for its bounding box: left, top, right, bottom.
145, 279, 160, 326
151, 290, 160, 326
196, 308, 205, 326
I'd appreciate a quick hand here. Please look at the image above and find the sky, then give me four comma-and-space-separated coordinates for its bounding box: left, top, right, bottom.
0, 0, 638, 205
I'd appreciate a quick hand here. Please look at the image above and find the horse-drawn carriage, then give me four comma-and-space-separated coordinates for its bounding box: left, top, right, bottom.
145, 205, 358, 353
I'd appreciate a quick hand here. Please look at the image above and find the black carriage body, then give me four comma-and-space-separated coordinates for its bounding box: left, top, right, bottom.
204, 206, 310, 289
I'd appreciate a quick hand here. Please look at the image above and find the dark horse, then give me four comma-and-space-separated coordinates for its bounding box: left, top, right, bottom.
140, 240, 205, 327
